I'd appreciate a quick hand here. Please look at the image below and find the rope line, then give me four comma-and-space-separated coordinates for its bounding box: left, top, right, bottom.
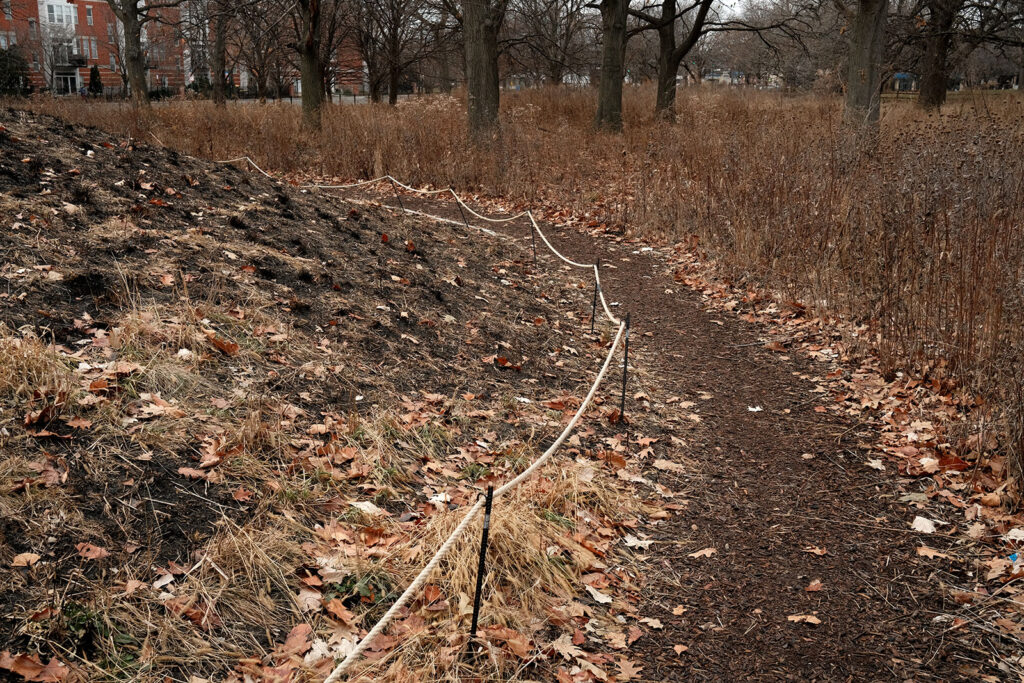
215, 159, 629, 681
215, 156, 276, 180
450, 190, 531, 223
215, 160, 617, 325
323, 321, 627, 682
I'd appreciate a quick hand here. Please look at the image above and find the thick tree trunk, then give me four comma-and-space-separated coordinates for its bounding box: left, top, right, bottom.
388, 64, 399, 105
298, 0, 324, 128
121, 8, 149, 106
211, 0, 227, 106
1018, 47, 1024, 89
844, 0, 887, 129
918, 0, 956, 109
595, 0, 627, 131
654, 24, 677, 120
464, 0, 502, 139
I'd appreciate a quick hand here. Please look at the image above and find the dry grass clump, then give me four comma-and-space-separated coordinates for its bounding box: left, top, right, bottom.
0, 329, 79, 405
347, 458, 637, 681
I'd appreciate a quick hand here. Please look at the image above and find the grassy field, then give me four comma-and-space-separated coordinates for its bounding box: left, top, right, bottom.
14, 87, 1024, 489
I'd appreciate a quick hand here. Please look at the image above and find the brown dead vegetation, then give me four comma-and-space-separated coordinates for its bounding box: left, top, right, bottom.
16, 87, 1024, 493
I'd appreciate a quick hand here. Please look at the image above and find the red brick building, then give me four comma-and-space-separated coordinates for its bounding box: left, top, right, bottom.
0, 0, 184, 95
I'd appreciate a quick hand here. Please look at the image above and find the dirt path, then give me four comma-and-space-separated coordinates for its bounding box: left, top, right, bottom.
346, 191, 964, 681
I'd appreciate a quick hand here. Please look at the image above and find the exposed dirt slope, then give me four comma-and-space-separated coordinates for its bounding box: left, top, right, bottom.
1, 111, 663, 682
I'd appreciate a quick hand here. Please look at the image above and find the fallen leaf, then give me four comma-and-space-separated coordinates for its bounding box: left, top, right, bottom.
0, 651, 67, 681
205, 331, 239, 356
687, 547, 716, 559
622, 534, 653, 549
350, 501, 385, 516
673, 644, 689, 655
586, 585, 613, 604
550, 633, 584, 661
297, 587, 321, 613
787, 614, 821, 625
616, 658, 643, 680
805, 579, 823, 592
12, 553, 41, 567
910, 516, 937, 534
324, 598, 358, 625
275, 624, 313, 661
76, 543, 109, 560
916, 546, 952, 560
63, 417, 92, 430
639, 617, 663, 629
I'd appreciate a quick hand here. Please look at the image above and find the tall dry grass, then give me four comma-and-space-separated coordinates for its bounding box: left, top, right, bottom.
14, 86, 1024, 483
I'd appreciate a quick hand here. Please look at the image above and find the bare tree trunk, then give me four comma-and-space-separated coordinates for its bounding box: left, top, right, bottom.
388, 64, 400, 105
211, 0, 227, 106
918, 0, 956, 109
654, 23, 677, 119
843, 0, 887, 129
120, 6, 149, 106
595, 0, 627, 131
298, 0, 324, 128
464, 0, 503, 139
1018, 47, 1024, 90
369, 75, 384, 102
646, 0, 712, 121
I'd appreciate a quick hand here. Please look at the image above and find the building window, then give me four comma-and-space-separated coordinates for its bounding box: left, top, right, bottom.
107, 22, 114, 42
109, 53, 115, 70
3, 0, 12, 21
46, 3, 76, 25
32, 53, 39, 71
91, 37, 98, 60
28, 19, 37, 39
86, 6, 93, 26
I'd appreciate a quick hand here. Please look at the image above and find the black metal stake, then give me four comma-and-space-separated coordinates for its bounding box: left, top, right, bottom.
388, 178, 406, 214
619, 313, 631, 423
469, 486, 494, 643
591, 260, 600, 334
530, 223, 537, 267
453, 187, 470, 230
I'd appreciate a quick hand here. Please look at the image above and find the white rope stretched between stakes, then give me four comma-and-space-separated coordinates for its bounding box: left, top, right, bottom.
323, 320, 627, 682
216, 161, 619, 326
450, 190, 530, 224
214, 159, 628, 677
341, 197, 499, 238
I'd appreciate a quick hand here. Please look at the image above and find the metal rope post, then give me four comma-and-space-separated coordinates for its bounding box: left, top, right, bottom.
388, 177, 406, 213
469, 486, 494, 642
530, 221, 537, 266
619, 313, 631, 422
591, 259, 600, 334
453, 186, 470, 230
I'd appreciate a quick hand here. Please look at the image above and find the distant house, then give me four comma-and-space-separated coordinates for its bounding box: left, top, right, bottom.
0, 1, 185, 96
892, 72, 919, 92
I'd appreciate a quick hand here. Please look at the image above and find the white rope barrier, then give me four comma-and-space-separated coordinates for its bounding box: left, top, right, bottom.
215, 156, 276, 180
450, 190, 530, 224
214, 157, 629, 680
323, 321, 627, 682
214, 161, 614, 323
